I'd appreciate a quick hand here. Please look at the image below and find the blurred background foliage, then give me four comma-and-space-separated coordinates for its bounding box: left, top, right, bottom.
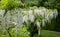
0, 0, 60, 9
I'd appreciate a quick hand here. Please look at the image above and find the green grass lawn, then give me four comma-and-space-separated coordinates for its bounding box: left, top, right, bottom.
41, 30, 60, 37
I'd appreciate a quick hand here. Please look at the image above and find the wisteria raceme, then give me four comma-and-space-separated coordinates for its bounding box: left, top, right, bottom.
0, 10, 5, 16
36, 22, 40, 28
34, 9, 40, 15
29, 15, 35, 22
36, 22, 41, 37
23, 15, 29, 24
21, 8, 58, 26
42, 19, 45, 26
28, 10, 33, 15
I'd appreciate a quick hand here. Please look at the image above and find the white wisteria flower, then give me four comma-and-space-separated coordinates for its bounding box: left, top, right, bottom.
53, 10, 58, 18
42, 19, 45, 27
36, 22, 40, 28
45, 15, 50, 22
29, 15, 35, 22
34, 9, 40, 15
0, 10, 5, 16
28, 10, 33, 15
23, 15, 29, 24
49, 13, 54, 19
39, 10, 44, 17
12, 22, 17, 25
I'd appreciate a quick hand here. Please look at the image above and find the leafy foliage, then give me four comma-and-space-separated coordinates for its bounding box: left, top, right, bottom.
10, 25, 30, 37
0, 0, 24, 10
24, 0, 39, 7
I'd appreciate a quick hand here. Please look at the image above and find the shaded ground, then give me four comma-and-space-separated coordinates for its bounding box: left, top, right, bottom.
41, 30, 60, 37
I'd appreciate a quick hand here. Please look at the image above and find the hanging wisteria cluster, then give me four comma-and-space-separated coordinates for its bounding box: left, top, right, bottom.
22, 7, 58, 26
21, 7, 58, 37
0, 7, 58, 28
0, 7, 58, 37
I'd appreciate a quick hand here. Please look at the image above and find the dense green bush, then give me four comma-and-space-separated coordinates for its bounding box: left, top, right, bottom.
0, 0, 24, 10
10, 25, 30, 37
0, 25, 30, 37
